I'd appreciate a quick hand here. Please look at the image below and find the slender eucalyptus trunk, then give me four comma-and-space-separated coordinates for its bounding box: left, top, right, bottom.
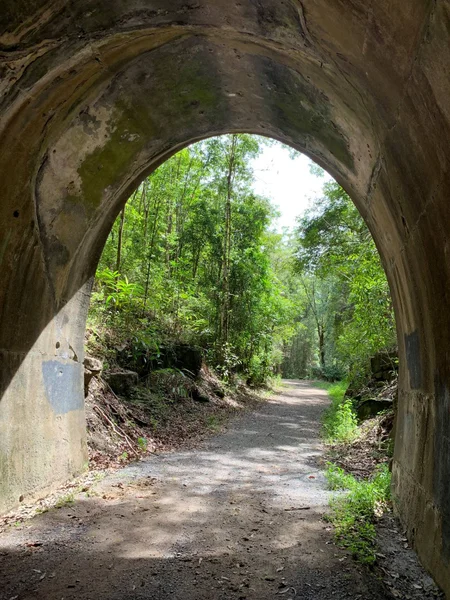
219, 135, 237, 348
115, 206, 126, 273
318, 323, 325, 369
141, 181, 149, 242
142, 194, 163, 313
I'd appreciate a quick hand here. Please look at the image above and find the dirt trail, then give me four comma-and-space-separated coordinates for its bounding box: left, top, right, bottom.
0, 381, 391, 599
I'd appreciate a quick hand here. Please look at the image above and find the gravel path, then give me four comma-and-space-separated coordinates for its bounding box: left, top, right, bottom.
0, 380, 391, 599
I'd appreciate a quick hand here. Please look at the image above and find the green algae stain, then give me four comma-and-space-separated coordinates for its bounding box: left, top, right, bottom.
175, 62, 222, 113
75, 36, 232, 213
76, 65, 220, 212
77, 103, 154, 211
274, 95, 354, 170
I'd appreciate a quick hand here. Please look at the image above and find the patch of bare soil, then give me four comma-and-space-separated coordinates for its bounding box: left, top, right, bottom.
86, 367, 263, 470
375, 514, 444, 599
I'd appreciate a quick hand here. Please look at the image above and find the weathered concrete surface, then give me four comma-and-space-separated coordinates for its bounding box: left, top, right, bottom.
1, 0, 450, 593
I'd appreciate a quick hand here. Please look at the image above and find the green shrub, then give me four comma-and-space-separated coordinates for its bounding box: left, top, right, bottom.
325, 463, 355, 490
322, 364, 346, 382
137, 437, 148, 451
325, 463, 391, 564
315, 381, 358, 443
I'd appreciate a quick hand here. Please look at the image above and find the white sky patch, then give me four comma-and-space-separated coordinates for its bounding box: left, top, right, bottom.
251, 142, 332, 232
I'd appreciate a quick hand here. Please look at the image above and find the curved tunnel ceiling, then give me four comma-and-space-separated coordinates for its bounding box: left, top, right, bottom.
0, 0, 446, 372
0, 0, 444, 380
3, 1, 450, 591
34, 32, 378, 303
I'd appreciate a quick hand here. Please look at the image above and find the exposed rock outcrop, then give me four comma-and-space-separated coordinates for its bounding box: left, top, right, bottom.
83, 356, 103, 395
105, 370, 139, 396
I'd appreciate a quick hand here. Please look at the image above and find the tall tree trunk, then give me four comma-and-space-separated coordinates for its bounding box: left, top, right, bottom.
318, 323, 325, 369
143, 194, 163, 313
219, 135, 237, 348
115, 206, 126, 273
176, 156, 194, 262
141, 181, 149, 242
192, 242, 203, 280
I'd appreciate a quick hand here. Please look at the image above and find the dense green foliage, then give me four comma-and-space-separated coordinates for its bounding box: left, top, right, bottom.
284, 178, 396, 383
319, 380, 393, 566
325, 463, 391, 564
89, 135, 297, 383
89, 134, 395, 386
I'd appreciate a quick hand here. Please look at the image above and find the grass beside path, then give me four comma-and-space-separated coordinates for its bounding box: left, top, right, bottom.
313, 380, 358, 443
324, 463, 391, 564
315, 379, 392, 565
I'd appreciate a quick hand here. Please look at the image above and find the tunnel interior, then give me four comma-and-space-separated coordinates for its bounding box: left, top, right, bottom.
1, 0, 450, 593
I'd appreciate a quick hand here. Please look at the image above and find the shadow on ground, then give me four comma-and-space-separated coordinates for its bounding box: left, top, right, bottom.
0, 381, 389, 600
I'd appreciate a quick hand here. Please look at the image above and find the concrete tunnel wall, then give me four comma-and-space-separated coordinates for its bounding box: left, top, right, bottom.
1, 0, 450, 593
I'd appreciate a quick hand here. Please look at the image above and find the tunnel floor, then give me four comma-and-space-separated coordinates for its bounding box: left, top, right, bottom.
0, 381, 438, 599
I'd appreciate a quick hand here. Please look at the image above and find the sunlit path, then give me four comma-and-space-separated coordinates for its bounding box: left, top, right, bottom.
0, 382, 390, 600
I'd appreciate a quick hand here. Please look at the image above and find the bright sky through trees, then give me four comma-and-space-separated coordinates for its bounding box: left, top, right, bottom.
91, 133, 394, 387
251, 141, 331, 231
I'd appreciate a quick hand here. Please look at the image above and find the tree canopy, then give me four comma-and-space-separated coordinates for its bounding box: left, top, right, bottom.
88, 134, 396, 386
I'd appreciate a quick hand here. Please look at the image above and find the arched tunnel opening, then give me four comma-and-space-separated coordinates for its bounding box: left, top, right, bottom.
83, 132, 397, 465
1, 0, 450, 593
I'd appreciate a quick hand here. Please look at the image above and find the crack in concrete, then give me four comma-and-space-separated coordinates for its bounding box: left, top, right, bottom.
366, 152, 383, 207
296, 2, 314, 49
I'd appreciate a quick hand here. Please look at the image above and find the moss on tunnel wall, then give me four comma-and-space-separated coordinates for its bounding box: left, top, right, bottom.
77, 104, 152, 211
2, 1, 450, 594
76, 41, 227, 211
258, 56, 354, 172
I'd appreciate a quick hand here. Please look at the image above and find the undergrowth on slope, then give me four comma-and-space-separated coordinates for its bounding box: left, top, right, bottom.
324, 463, 391, 564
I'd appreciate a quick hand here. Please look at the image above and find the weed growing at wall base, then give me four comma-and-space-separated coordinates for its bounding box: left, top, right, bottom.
319, 382, 392, 565
54, 492, 75, 509
325, 463, 391, 564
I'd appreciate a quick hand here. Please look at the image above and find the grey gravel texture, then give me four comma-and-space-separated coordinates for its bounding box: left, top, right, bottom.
0, 380, 394, 599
